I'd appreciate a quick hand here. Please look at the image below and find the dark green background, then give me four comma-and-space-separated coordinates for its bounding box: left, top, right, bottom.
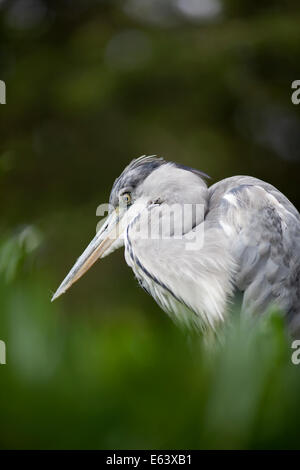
1, 0, 300, 449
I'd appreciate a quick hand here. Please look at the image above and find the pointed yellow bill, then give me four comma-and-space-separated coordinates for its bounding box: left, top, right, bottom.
51, 210, 121, 301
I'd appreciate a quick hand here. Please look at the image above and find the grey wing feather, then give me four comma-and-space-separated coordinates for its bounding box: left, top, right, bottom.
207, 176, 300, 335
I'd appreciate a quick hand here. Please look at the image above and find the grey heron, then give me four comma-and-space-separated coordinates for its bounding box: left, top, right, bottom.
52, 155, 300, 335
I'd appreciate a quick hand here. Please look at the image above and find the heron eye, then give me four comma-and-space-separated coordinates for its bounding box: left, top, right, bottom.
121, 192, 131, 205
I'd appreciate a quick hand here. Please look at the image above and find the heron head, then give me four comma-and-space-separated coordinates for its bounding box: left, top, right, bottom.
52, 155, 208, 301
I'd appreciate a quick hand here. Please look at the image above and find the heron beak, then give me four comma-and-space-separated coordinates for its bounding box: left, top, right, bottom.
51, 209, 121, 301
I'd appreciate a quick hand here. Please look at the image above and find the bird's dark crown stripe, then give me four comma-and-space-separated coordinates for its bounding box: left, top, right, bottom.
174, 163, 210, 180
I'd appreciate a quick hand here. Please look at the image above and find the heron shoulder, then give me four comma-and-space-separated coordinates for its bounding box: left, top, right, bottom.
206, 175, 300, 326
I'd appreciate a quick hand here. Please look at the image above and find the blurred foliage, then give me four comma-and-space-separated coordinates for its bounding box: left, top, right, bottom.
1, 0, 300, 449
